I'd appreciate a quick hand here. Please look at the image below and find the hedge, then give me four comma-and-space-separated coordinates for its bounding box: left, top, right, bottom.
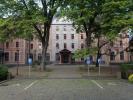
0, 65, 8, 81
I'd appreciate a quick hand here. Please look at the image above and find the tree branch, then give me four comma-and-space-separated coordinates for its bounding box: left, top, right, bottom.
99, 41, 110, 49
21, 0, 29, 10
41, 0, 47, 17
33, 24, 43, 41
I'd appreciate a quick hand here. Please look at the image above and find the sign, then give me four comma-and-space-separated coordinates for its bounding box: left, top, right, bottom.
28, 58, 32, 65
98, 58, 102, 64
86, 56, 91, 65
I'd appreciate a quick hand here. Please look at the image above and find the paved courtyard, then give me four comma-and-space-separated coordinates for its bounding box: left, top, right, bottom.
8, 64, 119, 79
0, 78, 133, 100
2, 65, 132, 100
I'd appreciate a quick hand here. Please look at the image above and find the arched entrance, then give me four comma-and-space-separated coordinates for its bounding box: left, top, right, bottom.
59, 49, 71, 63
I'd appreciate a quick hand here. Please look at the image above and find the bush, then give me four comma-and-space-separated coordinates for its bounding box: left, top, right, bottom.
120, 64, 133, 72
0, 65, 8, 81
32, 60, 41, 68
120, 64, 133, 79
128, 74, 133, 83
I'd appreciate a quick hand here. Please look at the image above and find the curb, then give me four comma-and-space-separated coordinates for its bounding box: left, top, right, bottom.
0, 80, 9, 85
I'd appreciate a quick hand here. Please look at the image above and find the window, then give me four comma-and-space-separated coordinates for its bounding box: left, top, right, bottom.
64, 26, 66, 31
81, 34, 83, 39
120, 51, 124, 60
56, 34, 59, 40
16, 42, 19, 48
120, 41, 123, 46
56, 26, 59, 31
64, 43, 67, 49
6, 42, 9, 48
56, 53, 60, 61
5, 52, 9, 61
30, 44, 33, 49
56, 43, 59, 49
110, 52, 115, 61
81, 43, 84, 49
64, 34, 66, 39
71, 43, 74, 49
46, 53, 50, 61
15, 52, 19, 61
71, 34, 74, 39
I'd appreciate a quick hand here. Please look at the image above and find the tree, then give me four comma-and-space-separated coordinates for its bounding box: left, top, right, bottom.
63, 0, 133, 66
0, 0, 67, 70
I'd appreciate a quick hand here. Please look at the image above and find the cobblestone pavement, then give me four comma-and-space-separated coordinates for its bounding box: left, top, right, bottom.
8, 65, 119, 79
47, 65, 82, 78
0, 79, 133, 100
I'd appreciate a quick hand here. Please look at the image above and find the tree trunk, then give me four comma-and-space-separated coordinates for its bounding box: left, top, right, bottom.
85, 30, 92, 49
40, 25, 50, 71
41, 45, 47, 71
96, 35, 100, 67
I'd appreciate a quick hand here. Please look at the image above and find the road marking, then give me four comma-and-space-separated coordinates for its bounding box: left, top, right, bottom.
24, 80, 38, 90
11, 83, 20, 87
108, 82, 117, 86
91, 80, 104, 89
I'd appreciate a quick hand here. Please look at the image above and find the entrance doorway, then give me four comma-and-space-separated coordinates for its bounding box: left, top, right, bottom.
59, 49, 71, 63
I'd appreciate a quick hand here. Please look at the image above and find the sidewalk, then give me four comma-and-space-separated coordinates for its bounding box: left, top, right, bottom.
8, 65, 120, 79
8, 66, 49, 79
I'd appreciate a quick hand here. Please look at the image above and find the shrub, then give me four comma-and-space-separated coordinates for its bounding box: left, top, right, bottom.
32, 60, 41, 68
0, 65, 8, 81
120, 63, 133, 79
120, 64, 133, 72
128, 74, 133, 83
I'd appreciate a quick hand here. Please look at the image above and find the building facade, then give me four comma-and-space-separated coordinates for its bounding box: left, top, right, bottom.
50, 19, 86, 64
0, 18, 131, 65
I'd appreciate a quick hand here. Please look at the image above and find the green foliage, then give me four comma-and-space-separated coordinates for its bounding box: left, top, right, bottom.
63, 0, 133, 41
0, 0, 67, 41
128, 74, 133, 83
0, 65, 8, 80
73, 48, 98, 59
120, 64, 133, 72
0, 0, 68, 69
32, 60, 40, 68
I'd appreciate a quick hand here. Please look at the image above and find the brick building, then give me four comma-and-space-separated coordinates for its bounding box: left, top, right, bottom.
0, 18, 131, 65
